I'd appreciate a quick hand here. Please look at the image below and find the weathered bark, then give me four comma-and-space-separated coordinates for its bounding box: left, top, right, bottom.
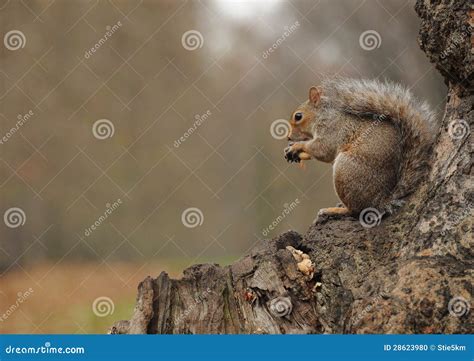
110, 0, 472, 335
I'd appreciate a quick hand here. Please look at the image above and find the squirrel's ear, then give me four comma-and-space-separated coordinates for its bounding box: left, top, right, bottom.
309, 86, 322, 105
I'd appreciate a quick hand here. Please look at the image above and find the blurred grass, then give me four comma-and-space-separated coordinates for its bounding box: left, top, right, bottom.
71, 297, 136, 334
0, 258, 236, 334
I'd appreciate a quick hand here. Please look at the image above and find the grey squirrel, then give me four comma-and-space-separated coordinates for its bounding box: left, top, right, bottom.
284, 77, 435, 217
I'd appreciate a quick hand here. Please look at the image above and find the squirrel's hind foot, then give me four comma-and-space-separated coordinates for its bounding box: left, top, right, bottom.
316, 207, 352, 223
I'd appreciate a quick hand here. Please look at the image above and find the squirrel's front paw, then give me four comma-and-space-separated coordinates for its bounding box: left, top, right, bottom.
284, 146, 301, 163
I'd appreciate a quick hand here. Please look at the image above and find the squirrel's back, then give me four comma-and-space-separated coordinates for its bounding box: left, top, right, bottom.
321, 77, 435, 206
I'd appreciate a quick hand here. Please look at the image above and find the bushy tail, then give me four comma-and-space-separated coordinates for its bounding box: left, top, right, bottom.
322, 77, 435, 204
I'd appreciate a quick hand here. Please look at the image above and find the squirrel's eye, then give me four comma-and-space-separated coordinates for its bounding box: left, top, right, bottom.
294, 112, 303, 122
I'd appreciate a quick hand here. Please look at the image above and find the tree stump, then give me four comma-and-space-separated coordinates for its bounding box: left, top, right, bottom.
110, 0, 472, 334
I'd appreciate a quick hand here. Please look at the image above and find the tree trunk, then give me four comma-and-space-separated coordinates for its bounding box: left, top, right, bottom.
110, 0, 472, 335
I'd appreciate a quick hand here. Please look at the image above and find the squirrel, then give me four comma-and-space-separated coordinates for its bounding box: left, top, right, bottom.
284, 77, 435, 217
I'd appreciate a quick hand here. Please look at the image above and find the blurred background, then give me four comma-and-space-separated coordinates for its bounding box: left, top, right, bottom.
0, 0, 445, 333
